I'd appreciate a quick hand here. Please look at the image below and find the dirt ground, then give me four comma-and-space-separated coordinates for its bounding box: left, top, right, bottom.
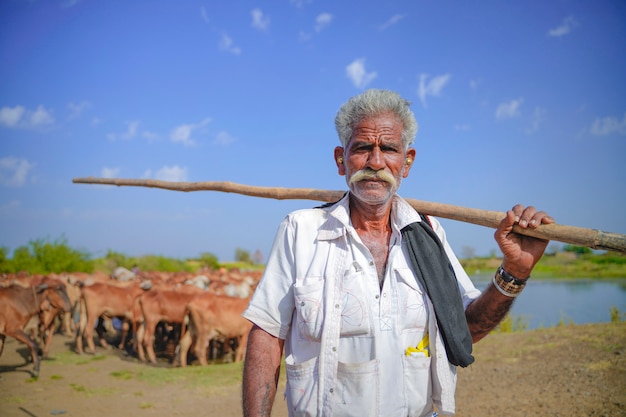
1, 322, 624, 417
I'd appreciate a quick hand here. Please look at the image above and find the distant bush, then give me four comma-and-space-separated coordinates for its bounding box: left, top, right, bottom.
1, 237, 94, 274
492, 314, 528, 334
563, 244, 592, 254
198, 252, 220, 270
610, 306, 624, 323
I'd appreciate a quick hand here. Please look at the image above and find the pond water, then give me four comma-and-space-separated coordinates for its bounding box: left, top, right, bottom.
471, 276, 626, 329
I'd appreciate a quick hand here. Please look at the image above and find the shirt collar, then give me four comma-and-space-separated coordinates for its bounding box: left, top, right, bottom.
317, 192, 422, 241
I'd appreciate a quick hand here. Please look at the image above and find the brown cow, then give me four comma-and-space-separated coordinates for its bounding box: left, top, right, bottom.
0, 276, 72, 377
134, 285, 204, 364
178, 293, 252, 367
75, 280, 147, 354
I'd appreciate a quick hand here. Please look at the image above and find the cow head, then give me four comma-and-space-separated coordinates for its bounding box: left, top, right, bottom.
37, 277, 72, 312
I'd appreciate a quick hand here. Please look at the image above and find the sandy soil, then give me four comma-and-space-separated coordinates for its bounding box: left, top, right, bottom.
1, 322, 624, 417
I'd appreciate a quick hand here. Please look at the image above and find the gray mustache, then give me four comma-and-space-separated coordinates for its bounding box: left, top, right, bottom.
348, 169, 397, 188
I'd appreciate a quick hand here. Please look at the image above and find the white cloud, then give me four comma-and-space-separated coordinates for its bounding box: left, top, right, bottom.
154, 165, 188, 182
315, 13, 333, 32
379, 14, 405, 31
417, 73, 451, 107
548, 16, 578, 37
61, 0, 81, 8
101, 167, 121, 178
526, 107, 547, 134
298, 31, 312, 42
214, 131, 237, 146
200, 6, 210, 23
0, 105, 25, 127
0, 105, 54, 128
290, 0, 312, 8
29, 105, 55, 126
142, 130, 159, 142
107, 121, 140, 140
219, 33, 242, 55
346, 59, 378, 89
300, 13, 334, 41
0, 156, 34, 187
0, 200, 21, 211
67, 101, 91, 120
170, 117, 211, 146
495, 98, 524, 119
251, 8, 270, 31
590, 113, 626, 136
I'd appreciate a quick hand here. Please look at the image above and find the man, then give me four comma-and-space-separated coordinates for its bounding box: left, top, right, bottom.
242, 89, 554, 416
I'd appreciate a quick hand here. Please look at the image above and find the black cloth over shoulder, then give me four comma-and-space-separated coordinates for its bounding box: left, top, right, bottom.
401, 217, 475, 367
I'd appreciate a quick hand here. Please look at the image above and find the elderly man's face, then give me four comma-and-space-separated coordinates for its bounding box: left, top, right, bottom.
335, 112, 416, 205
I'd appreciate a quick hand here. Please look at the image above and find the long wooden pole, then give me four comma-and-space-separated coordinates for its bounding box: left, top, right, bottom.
72, 177, 626, 254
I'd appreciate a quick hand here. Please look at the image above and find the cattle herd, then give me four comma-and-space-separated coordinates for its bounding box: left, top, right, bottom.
0, 267, 261, 377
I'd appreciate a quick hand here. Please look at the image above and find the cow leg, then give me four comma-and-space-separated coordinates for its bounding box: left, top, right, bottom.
135, 322, 146, 362
235, 333, 249, 362
194, 332, 212, 366
118, 320, 130, 350
75, 304, 87, 354
0, 334, 5, 359
178, 328, 193, 367
42, 324, 55, 358
83, 315, 98, 354
144, 320, 158, 364
10, 330, 40, 377
62, 311, 74, 337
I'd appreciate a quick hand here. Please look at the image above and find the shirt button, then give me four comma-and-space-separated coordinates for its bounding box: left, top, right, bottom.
369, 261, 374, 266
332, 346, 337, 352
383, 293, 387, 297
329, 388, 334, 393
300, 301, 305, 306
375, 294, 380, 299
335, 304, 340, 308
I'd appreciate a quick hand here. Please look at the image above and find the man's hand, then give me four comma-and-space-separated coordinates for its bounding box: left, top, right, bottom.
495, 204, 555, 279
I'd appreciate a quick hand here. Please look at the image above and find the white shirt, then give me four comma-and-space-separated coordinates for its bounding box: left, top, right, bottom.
243, 194, 481, 416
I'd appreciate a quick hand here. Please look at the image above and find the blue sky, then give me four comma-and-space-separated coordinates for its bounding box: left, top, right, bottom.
1, 0, 625, 262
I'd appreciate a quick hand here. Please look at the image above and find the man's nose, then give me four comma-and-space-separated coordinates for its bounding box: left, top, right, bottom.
366, 147, 385, 170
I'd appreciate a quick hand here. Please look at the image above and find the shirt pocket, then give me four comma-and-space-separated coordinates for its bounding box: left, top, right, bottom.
402, 353, 433, 416
395, 267, 429, 334
294, 277, 325, 342
285, 356, 319, 417
340, 266, 371, 337
334, 359, 380, 416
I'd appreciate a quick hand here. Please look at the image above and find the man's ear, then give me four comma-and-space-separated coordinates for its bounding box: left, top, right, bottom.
334, 147, 346, 176
402, 148, 416, 178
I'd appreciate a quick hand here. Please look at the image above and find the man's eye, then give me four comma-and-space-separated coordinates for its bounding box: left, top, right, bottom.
381, 145, 399, 152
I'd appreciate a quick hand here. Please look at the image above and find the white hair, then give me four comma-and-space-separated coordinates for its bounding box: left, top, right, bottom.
334, 89, 418, 149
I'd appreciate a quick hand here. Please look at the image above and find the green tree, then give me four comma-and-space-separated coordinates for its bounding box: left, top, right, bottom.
12, 245, 40, 273
9, 237, 93, 273
235, 248, 252, 264
198, 252, 220, 270
0, 247, 11, 273
563, 244, 592, 255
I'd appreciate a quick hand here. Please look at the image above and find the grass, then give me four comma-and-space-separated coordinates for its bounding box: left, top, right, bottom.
69, 382, 122, 397
50, 350, 109, 366
461, 251, 626, 279
134, 361, 244, 389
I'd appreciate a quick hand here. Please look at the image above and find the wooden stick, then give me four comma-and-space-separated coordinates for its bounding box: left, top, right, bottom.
72, 177, 626, 254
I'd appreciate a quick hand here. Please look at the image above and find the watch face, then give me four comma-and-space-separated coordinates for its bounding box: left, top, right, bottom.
497, 267, 511, 282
